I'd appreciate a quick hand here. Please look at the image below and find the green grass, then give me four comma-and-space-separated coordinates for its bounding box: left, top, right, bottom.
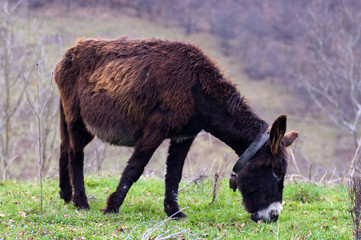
0, 176, 352, 239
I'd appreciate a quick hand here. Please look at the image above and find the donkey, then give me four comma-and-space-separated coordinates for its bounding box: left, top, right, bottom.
54, 38, 298, 222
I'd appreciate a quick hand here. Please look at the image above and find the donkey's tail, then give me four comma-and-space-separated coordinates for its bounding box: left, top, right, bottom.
53, 46, 76, 88
59, 99, 69, 143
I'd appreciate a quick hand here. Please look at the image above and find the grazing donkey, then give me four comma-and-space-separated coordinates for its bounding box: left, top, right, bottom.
54, 38, 298, 222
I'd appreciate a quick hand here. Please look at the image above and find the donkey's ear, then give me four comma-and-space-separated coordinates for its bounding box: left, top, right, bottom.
270, 115, 287, 155
283, 131, 298, 147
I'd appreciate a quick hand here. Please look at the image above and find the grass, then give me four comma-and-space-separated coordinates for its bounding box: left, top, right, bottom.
0, 176, 352, 239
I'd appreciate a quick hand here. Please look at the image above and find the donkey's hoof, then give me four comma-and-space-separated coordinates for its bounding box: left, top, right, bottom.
169, 211, 187, 220
59, 190, 72, 203
79, 205, 90, 210
104, 208, 119, 215
74, 200, 90, 211
76, 204, 90, 211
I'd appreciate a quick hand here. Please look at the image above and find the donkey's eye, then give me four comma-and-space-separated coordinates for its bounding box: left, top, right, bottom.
272, 169, 284, 181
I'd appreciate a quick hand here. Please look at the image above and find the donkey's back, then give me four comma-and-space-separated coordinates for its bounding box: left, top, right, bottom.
54, 38, 215, 147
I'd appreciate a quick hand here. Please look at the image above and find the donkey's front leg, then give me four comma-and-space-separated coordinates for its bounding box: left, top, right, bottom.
104, 121, 166, 214
104, 144, 160, 214
164, 137, 195, 219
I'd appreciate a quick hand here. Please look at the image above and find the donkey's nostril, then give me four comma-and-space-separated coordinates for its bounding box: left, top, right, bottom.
269, 210, 279, 222
251, 212, 260, 222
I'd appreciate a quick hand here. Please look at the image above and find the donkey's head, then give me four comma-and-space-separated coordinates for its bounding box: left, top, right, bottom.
229, 115, 298, 222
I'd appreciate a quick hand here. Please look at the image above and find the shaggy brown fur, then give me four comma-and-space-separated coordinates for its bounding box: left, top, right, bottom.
54, 37, 297, 220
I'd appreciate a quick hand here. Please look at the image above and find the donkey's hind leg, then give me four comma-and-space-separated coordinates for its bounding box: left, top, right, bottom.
164, 137, 194, 219
67, 118, 94, 210
59, 101, 72, 203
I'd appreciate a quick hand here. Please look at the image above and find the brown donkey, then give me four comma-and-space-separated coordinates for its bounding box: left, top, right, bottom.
54, 38, 298, 222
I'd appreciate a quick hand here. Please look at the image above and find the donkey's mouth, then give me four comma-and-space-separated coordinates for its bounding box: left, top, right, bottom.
251, 202, 283, 222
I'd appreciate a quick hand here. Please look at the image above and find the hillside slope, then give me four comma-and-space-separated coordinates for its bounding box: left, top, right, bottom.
25, 4, 346, 179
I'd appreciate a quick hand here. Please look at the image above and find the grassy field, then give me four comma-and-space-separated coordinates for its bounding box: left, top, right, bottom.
0, 4, 354, 239
0, 176, 352, 239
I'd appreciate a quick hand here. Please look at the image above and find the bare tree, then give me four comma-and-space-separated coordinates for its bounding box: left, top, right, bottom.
24, 62, 50, 218
27, 28, 60, 178
23, 30, 57, 215
0, 0, 60, 180
208, 1, 239, 56
300, 3, 361, 238
0, 0, 27, 179
301, 2, 361, 149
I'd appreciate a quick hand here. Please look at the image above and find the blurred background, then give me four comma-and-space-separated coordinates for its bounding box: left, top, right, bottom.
1, 0, 359, 182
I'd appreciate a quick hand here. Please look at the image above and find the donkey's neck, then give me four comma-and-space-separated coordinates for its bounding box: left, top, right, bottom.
197, 94, 268, 156
212, 115, 268, 156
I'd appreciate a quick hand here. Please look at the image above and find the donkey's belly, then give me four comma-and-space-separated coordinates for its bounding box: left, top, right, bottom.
84, 119, 141, 146
79, 88, 144, 146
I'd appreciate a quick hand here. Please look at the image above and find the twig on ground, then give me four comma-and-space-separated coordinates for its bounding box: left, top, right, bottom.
290, 149, 301, 175
210, 173, 220, 206
140, 208, 190, 240
179, 174, 208, 192
318, 170, 328, 185
210, 155, 230, 205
